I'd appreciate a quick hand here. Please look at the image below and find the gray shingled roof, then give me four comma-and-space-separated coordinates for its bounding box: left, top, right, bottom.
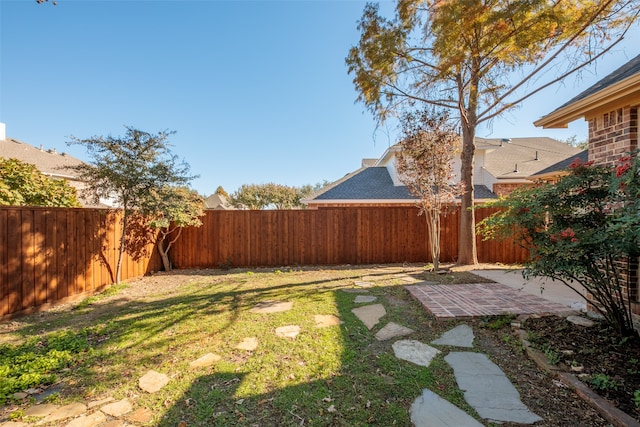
0, 137, 84, 179
556, 54, 640, 110
313, 167, 496, 201
478, 137, 581, 178
531, 150, 588, 177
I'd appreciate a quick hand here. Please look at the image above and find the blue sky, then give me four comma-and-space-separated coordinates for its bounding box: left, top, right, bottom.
1, 1, 639, 196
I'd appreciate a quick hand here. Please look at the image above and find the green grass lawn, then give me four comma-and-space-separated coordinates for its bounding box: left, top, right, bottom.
1, 265, 493, 426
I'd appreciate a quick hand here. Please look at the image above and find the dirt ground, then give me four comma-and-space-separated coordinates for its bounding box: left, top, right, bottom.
519, 314, 640, 423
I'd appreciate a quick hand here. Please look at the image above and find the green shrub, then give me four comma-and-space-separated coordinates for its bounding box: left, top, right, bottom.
478, 152, 640, 337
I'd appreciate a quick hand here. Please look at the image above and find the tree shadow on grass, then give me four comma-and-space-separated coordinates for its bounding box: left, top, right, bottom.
1, 265, 475, 426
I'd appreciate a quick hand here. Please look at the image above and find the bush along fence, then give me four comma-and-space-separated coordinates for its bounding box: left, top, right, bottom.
0, 205, 527, 318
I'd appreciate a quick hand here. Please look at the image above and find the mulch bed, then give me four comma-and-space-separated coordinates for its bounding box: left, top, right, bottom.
522, 315, 640, 421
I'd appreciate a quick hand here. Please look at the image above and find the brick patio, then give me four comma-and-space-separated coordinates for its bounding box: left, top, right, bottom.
406, 282, 573, 319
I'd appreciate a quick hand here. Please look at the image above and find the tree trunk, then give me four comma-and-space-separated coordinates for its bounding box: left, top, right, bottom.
457, 116, 478, 265
159, 241, 171, 272
115, 210, 127, 284
157, 227, 181, 271
456, 67, 480, 266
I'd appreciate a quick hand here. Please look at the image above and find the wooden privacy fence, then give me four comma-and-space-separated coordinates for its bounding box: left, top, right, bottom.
0, 207, 161, 318
171, 206, 528, 269
1, 205, 527, 318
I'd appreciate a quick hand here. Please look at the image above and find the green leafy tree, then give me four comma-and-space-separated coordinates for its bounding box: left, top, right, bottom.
477, 155, 640, 337
68, 127, 197, 283
0, 158, 80, 207
229, 184, 269, 210
395, 109, 463, 270
346, 0, 638, 265
214, 186, 229, 198
230, 183, 313, 209
145, 186, 205, 271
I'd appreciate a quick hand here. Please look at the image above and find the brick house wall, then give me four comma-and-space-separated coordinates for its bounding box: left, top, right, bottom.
492, 182, 535, 197
588, 105, 639, 325
588, 106, 638, 166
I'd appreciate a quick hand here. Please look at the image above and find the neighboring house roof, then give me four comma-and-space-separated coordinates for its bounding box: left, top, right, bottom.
534, 54, 640, 128
0, 136, 84, 180
477, 137, 581, 180
204, 193, 234, 210
307, 167, 496, 204
0, 130, 112, 208
529, 150, 588, 180
304, 136, 580, 206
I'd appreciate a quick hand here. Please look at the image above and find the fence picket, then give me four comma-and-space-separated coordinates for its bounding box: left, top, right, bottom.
0, 205, 526, 318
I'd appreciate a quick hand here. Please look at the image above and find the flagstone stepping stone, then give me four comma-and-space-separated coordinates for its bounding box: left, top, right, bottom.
190, 353, 222, 369
43, 403, 87, 423
88, 397, 114, 409
351, 304, 386, 329
354, 280, 374, 288
392, 340, 441, 367
431, 324, 474, 348
100, 398, 132, 417
341, 288, 370, 294
236, 337, 259, 351
275, 325, 301, 339
127, 407, 154, 424
567, 315, 596, 327
65, 411, 106, 427
445, 352, 542, 424
250, 301, 293, 313
375, 322, 415, 341
354, 295, 377, 304
0, 422, 28, 427
23, 403, 58, 417
139, 370, 169, 394
410, 388, 484, 427
314, 314, 342, 327
397, 275, 419, 283
102, 421, 126, 427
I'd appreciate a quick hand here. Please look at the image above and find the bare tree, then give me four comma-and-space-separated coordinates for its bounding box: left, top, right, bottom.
395, 109, 462, 270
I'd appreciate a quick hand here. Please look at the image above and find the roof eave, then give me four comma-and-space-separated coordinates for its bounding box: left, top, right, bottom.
534, 74, 640, 129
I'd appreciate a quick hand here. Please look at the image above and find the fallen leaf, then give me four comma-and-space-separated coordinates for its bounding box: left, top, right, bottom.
322, 397, 334, 402
327, 405, 336, 413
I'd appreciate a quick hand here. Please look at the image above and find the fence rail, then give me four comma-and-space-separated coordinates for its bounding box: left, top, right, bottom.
0, 205, 527, 318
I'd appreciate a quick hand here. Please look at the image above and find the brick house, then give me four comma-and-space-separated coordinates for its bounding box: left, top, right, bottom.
535, 53, 640, 324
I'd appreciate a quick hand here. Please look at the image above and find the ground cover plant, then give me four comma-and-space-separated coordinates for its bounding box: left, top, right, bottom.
0, 265, 620, 426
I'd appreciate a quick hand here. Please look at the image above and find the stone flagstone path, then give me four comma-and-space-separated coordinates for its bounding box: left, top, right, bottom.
347, 285, 541, 426
2, 284, 542, 427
